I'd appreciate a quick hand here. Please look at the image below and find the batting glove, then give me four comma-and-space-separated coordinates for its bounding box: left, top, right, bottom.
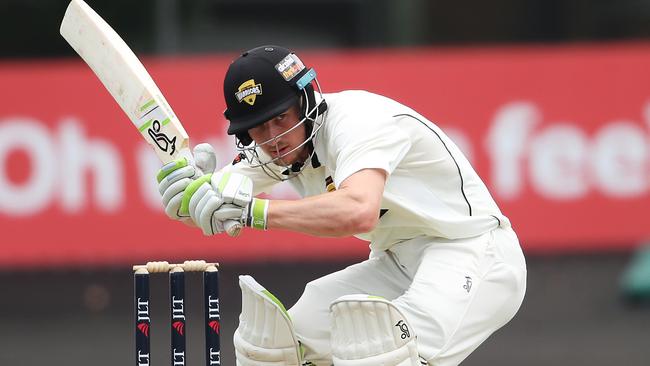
157, 143, 217, 220
182, 172, 269, 236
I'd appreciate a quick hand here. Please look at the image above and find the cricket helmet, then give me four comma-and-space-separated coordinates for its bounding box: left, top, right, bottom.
222, 45, 327, 180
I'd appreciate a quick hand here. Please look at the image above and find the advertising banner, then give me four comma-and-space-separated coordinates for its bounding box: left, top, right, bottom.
1, 43, 649, 267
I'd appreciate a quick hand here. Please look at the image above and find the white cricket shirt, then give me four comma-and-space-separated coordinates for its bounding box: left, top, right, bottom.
228, 90, 508, 251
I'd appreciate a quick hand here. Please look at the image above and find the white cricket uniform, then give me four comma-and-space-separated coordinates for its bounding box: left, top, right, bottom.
227, 90, 527, 366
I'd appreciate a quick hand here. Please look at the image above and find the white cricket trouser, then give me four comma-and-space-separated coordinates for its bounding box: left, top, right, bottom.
288, 226, 527, 366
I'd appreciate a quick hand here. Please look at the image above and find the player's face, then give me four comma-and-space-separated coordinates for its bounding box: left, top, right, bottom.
248, 104, 309, 166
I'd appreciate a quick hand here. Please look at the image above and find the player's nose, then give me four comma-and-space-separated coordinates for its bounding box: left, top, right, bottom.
267, 121, 285, 138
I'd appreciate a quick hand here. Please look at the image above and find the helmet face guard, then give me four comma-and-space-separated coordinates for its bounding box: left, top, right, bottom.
235, 78, 327, 181
223, 46, 327, 181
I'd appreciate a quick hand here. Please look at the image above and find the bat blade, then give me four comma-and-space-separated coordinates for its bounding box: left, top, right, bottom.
60, 0, 189, 164
59, 0, 242, 237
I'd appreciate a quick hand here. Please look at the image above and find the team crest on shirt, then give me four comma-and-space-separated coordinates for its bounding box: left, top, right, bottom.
232, 152, 246, 165
325, 176, 336, 192
235, 79, 262, 105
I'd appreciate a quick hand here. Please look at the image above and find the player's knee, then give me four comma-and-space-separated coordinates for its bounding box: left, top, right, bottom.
289, 279, 329, 335
330, 294, 422, 366
290, 277, 331, 317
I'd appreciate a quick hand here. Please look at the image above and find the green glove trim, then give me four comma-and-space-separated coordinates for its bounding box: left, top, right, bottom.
250, 198, 269, 230
216, 171, 232, 193
180, 173, 212, 216
156, 157, 188, 183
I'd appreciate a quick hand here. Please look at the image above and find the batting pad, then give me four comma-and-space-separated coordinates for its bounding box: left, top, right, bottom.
234, 275, 303, 366
330, 295, 420, 366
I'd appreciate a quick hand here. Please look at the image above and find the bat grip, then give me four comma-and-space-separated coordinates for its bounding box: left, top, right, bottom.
225, 220, 243, 237
178, 147, 241, 237
176, 147, 194, 165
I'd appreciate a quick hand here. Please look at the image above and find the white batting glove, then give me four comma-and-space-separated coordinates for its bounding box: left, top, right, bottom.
181, 171, 269, 235
157, 143, 217, 220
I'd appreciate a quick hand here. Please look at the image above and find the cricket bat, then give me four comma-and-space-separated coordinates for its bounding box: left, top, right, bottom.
60, 0, 242, 236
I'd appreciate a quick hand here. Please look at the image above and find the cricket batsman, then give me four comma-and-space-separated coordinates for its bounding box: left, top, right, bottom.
157, 45, 527, 365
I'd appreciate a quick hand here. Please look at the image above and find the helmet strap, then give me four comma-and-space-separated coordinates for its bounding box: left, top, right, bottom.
235, 132, 253, 146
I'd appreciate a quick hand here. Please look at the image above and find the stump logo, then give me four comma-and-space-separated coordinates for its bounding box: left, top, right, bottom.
172, 321, 185, 336
137, 322, 150, 337
208, 320, 220, 334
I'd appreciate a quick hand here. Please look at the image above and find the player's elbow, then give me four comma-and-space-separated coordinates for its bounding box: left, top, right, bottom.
349, 204, 380, 234
336, 175, 385, 235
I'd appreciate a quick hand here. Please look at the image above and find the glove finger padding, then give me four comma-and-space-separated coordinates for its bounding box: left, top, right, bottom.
211, 204, 244, 221
165, 191, 187, 219
181, 171, 253, 236
158, 164, 196, 196
199, 194, 226, 235
161, 177, 192, 207
189, 183, 218, 224
156, 162, 199, 194
158, 161, 197, 220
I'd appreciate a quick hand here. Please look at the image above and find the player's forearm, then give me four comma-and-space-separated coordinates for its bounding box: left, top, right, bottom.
266, 189, 379, 237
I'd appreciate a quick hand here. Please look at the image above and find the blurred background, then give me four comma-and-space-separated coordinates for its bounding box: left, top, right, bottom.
1, 0, 650, 365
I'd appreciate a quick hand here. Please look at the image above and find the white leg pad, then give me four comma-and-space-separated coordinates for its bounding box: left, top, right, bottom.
234, 275, 303, 366
330, 295, 421, 366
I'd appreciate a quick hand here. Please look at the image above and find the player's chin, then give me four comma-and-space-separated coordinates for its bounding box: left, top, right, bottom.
275, 154, 297, 167
271, 149, 298, 166
267, 146, 306, 167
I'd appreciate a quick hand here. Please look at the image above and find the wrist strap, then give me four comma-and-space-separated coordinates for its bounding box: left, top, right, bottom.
248, 198, 269, 230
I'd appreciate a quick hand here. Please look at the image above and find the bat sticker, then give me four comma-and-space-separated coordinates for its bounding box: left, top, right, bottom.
148, 119, 176, 155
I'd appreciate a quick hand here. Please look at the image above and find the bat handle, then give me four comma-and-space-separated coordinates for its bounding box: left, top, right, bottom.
177, 146, 194, 165
225, 220, 243, 237
177, 146, 241, 237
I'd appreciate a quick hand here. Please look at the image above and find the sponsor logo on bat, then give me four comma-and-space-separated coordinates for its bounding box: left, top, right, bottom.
148, 119, 177, 155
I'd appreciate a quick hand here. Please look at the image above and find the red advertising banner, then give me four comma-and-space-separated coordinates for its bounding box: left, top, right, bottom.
1, 43, 650, 267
